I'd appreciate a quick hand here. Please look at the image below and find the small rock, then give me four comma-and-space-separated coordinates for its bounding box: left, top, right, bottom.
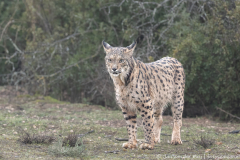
237, 150, 240, 154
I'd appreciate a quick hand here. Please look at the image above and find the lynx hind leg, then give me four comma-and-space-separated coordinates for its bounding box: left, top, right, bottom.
171, 62, 185, 145
171, 94, 184, 145
153, 109, 163, 143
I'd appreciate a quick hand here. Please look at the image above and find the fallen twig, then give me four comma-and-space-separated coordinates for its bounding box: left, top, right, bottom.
115, 138, 128, 141
229, 130, 240, 134
86, 130, 95, 134
161, 133, 171, 136
77, 130, 95, 138
105, 150, 119, 154
216, 107, 240, 120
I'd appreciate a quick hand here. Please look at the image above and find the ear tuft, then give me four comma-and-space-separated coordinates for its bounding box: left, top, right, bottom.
124, 41, 137, 56
126, 41, 137, 50
102, 40, 112, 50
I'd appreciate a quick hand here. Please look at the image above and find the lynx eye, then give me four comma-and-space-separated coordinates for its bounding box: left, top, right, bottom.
108, 59, 112, 62
119, 59, 124, 63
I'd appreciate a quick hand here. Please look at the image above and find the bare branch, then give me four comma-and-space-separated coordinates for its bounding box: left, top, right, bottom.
0, 20, 15, 42
216, 107, 240, 120
8, 37, 24, 54
40, 45, 102, 78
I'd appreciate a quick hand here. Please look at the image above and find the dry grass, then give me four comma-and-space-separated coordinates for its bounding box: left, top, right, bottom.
193, 135, 215, 149
48, 137, 84, 158
0, 86, 240, 159
62, 131, 80, 147
17, 127, 55, 144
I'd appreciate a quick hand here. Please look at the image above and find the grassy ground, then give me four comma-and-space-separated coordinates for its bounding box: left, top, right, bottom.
0, 86, 239, 160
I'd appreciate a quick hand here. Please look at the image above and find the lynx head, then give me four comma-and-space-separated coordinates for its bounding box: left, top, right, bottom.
102, 41, 136, 80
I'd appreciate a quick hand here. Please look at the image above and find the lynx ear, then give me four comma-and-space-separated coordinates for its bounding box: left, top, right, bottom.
124, 41, 137, 56
102, 40, 112, 54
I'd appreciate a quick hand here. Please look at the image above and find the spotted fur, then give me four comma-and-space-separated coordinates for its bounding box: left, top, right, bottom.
102, 41, 185, 150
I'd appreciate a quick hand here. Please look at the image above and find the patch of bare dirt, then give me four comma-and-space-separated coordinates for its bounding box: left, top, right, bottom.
97, 115, 239, 134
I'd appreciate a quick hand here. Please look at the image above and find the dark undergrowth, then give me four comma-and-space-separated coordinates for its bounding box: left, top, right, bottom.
193, 135, 215, 149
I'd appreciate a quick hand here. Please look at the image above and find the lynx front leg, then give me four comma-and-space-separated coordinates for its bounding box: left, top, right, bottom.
121, 108, 138, 149
153, 109, 163, 143
139, 103, 155, 150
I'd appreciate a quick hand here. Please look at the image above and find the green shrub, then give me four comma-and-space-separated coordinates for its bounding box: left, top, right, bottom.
168, 0, 240, 118
48, 138, 84, 158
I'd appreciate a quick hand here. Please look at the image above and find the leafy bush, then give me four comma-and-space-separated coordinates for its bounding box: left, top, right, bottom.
168, 0, 240, 118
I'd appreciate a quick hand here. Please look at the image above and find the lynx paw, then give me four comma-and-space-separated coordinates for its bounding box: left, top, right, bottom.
122, 142, 137, 149
171, 138, 182, 145
154, 138, 160, 143
139, 143, 154, 150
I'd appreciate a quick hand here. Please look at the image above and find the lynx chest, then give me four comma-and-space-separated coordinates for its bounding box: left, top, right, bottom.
114, 80, 148, 111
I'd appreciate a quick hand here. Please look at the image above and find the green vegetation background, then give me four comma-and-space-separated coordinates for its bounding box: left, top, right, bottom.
0, 0, 239, 119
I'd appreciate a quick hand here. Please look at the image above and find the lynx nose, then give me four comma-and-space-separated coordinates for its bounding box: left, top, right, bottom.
112, 68, 117, 71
